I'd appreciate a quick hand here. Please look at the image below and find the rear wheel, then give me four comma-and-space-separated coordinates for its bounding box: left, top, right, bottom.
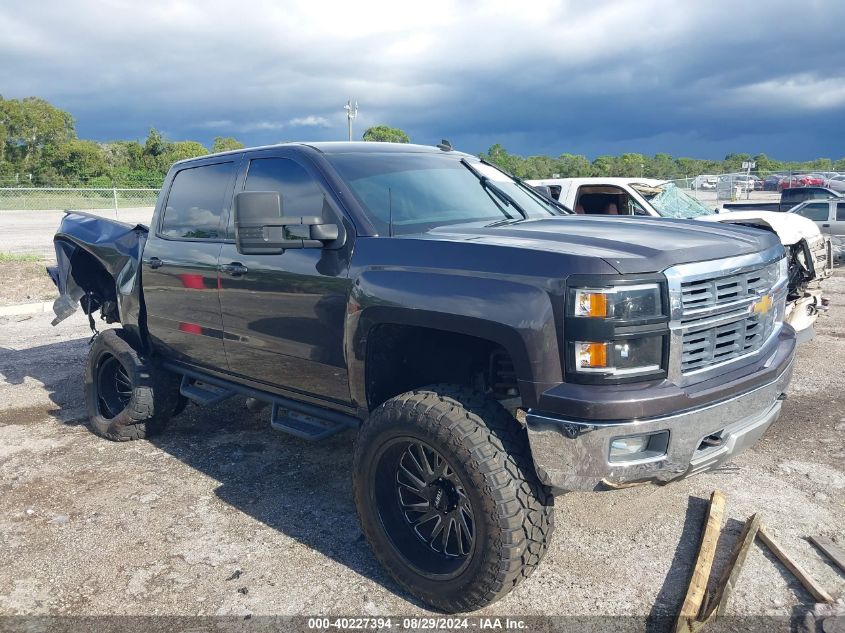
353, 385, 554, 612
84, 329, 180, 441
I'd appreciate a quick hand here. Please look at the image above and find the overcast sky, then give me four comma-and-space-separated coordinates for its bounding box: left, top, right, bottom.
2, 0, 844, 159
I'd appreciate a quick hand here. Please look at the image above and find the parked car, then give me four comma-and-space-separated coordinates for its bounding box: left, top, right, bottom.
722, 186, 843, 212
779, 174, 825, 190
825, 175, 845, 193
789, 198, 845, 236
690, 174, 717, 190
528, 177, 831, 334
763, 174, 785, 191
50, 143, 797, 612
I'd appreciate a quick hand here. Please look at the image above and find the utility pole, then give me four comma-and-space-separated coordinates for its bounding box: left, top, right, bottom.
344, 99, 358, 142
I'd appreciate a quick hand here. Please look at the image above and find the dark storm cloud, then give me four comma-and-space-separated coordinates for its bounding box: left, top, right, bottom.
1, 0, 843, 159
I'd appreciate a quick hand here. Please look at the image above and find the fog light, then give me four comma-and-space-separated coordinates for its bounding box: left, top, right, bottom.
610, 436, 649, 457
609, 431, 669, 463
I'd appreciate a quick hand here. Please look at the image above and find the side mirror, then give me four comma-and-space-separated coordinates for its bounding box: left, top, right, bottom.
234, 191, 339, 255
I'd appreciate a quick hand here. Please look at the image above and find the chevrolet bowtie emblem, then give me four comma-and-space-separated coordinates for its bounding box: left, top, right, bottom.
751, 294, 774, 315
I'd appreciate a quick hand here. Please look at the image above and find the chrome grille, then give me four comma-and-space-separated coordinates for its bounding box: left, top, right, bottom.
680, 310, 774, 373
665, 249, 786, 383
680, 263, 779, 315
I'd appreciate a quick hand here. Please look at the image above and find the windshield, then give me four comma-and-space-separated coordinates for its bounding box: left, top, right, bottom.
633, 182, 714, 219
326, 152, 565, 235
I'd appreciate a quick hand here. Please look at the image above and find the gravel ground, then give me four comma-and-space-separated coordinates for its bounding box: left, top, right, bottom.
0, 272, 843, 627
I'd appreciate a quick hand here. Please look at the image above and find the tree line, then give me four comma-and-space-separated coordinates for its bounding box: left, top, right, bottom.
1, 96, 843, 188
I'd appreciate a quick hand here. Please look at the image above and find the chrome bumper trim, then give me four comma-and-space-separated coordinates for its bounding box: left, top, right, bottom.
525, 359, 794, 493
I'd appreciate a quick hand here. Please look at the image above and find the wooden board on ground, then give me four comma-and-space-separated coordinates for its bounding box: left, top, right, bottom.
675, 490, 726, 633
809, 536, 845, 575
757, 526, 834, 604
702, 513, 761, 619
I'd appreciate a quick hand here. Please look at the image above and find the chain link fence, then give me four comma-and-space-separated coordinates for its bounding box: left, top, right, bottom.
670, 169, 844, 204
0, 187, 159, 213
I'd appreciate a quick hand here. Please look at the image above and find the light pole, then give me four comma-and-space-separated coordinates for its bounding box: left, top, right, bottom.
344, 99, 358, 142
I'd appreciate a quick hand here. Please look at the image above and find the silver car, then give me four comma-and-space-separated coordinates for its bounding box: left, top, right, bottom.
825, 175, 845, 194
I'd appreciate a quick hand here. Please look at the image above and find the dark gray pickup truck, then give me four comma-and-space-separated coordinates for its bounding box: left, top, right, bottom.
49, 142, 796, 612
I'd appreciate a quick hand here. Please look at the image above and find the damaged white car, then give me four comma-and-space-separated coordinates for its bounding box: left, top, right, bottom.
528, 177, 832, 336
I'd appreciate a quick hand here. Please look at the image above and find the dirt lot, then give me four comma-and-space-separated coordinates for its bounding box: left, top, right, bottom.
0, 273, 843, 626
0, 259, 57, 306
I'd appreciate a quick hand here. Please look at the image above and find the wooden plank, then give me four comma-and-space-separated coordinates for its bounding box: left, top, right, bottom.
757, 525, 834, 604
809, 536, 845, 575
675, 490, 726, 633
701, 513, 761, 619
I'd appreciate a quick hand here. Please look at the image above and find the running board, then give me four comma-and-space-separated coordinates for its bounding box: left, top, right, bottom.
271, 405, 350, 441
163, 362, 361, 441
179, 375, 235, 406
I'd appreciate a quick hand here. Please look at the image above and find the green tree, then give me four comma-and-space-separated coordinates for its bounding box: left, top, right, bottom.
481, 144, 524, 175
164, 141, 208, 163
362, 125, 410, 143
0, 96, 75, 172
212, 136, 245, 152
555, 153, 591, 177
143, 128, 168, 158
647, 153, 675, 179
590, 155, 616, 176
41, 139, 107, 185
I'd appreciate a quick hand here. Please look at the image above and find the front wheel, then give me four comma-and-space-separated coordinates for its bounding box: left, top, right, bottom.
352, 385, 554, 612
84, 329, 180, 441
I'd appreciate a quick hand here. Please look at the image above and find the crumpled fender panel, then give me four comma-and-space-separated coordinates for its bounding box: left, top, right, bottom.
50, 212, 148, 327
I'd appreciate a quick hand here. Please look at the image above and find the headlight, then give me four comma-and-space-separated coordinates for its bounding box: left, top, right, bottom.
572, 335, 664, 376
569, 284, 662, 320
565, 279, 668, 383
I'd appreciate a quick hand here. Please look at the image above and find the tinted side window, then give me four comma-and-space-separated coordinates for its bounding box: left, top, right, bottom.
837, 203, 845, 221
244, 158, 323, 216
161, 162, 237, 239
781, 189, 797, 203
795, 202, 830, 222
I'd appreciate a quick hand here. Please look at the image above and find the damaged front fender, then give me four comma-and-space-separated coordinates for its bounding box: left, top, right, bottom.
50, 212, 148, 331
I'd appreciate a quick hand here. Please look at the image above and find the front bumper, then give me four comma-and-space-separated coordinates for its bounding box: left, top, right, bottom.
525, 355, 795, 494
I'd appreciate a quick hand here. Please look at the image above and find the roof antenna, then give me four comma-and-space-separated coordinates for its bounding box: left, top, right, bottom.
437, 139, 452, 152
388, 187, 394, 237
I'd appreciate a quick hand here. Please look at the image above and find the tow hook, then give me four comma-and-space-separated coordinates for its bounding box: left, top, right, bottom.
777, 392, 788, 401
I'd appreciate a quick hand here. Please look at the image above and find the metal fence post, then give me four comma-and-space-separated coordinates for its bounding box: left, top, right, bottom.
112, 186, 119, 219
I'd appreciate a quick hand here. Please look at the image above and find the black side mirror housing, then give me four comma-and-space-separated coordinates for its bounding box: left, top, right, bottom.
234, 191, 340, 255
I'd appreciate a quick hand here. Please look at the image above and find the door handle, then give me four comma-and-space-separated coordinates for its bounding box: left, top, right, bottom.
822, 223, 830, 227
220, 262, 249, 276
148, 257, 164, 269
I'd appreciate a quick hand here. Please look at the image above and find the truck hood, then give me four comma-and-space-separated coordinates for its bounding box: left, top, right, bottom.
422, 216, 778, 274
699, 211, 821, 246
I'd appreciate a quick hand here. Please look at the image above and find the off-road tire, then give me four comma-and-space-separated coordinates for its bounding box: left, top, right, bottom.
84, 329, 180, 441
353, 384, 554, 612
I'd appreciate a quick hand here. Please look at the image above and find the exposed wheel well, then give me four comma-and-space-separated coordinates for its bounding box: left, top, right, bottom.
66, 245, 120, 323
365, 324, 519, 410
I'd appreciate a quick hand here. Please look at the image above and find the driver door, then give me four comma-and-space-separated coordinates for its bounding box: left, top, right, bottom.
217, 152, 354, 404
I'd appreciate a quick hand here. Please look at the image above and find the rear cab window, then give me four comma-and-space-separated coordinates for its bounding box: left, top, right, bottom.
160, 161, 238, 239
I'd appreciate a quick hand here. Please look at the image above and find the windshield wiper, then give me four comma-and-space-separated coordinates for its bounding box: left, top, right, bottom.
478, 158, 572, 215
460, 158, 527, 219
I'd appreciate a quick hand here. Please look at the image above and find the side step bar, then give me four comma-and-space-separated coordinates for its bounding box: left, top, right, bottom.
271, 405, 354, 441
179, 376, 235, 406
165, 363, 360, 441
